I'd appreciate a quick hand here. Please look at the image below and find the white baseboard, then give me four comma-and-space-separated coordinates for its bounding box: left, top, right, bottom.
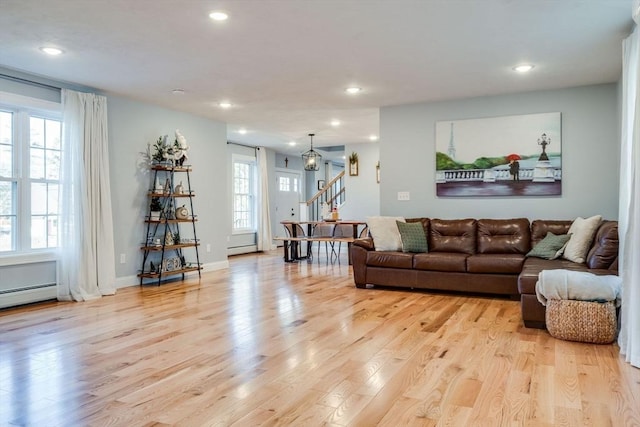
115, 260, 229, 289
115, 275, 139, 289
202, 260, 229, 272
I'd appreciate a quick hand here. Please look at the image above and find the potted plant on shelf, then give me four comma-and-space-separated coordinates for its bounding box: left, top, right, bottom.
149, 197, 163, 220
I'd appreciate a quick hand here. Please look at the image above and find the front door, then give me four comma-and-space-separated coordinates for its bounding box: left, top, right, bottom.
274, 170, 302, 240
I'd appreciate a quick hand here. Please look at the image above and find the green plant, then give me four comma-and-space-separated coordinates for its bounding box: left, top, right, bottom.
150, 136, 167, 162
349, 152, 358, 164
150, 197, 163, 211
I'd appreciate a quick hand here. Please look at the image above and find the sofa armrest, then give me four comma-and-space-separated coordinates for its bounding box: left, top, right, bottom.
353, 237, 375, 251
351, 242, 371, 288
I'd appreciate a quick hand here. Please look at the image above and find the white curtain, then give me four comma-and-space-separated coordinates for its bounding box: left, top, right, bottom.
57, 89, 116, 301
618, 24, 640, 368
256, 147, 273, 251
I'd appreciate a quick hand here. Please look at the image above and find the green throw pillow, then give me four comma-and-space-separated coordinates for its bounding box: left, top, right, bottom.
396, 221, 428, 253
526, 232, 571, 260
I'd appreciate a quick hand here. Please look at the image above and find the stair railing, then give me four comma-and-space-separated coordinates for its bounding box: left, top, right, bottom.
306, 170, 345, 221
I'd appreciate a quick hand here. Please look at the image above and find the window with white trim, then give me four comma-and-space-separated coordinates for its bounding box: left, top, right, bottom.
232, 155, 256, 232
0, 101, 62, 253
278, 175, 299, 193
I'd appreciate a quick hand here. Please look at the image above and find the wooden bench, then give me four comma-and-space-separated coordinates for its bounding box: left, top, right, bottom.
274, 236, 355, 263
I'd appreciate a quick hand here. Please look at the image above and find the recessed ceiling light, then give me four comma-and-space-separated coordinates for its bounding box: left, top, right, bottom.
40, 47, 63, 56
238, 128, 247, 134
172, 89, 185, 95
331, 120, 341, 127
345, 86, 362, 94
209, 11, 229, 21
369, 135, 378, 141
219, 101, 232, 109
513, 64, 534, 73
288, 141, 296, 146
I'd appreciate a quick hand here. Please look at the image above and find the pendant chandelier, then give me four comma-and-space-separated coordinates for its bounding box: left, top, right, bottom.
302, 133, 322, 171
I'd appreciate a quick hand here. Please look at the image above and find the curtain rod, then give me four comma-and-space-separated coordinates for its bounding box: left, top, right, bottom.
227, 141, 260, 150
0, 73, 62, 91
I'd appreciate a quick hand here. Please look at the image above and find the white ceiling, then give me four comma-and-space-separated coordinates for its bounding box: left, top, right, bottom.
0, 0, 634, 158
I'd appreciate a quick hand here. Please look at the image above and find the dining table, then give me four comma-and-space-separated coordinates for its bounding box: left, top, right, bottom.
279, 220, 366, 264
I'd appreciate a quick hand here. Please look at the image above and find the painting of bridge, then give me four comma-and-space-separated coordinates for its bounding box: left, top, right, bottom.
435, 112, 562, 197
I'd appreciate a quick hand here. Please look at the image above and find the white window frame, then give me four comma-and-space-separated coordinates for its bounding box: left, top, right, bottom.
231, 153, 257, 234
0, 92, 61, 261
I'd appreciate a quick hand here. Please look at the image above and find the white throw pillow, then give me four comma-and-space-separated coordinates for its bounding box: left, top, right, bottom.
366, 216, 406, 251
562, 215, 602, 263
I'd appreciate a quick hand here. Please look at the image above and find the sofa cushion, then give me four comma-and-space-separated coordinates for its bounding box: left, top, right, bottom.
429, 218, 476, 254
397, 220, 428, 253
366, 251, 413, 269
531, 220, 572, 246
413, 252, 468, 272
518, 258, 592, 294
586, 221, 619, 270
563, 215, 602, 263
366, 216, 405, 251
477, 218, 530, 254
467, 254, 525, 274
526, 232, 571, 260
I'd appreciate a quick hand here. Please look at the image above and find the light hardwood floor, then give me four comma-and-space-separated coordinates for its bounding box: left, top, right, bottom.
1, 251, 639, 426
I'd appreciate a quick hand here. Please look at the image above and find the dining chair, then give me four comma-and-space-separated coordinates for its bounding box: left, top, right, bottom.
332, 223, 354, 259
311, 222, 335, 261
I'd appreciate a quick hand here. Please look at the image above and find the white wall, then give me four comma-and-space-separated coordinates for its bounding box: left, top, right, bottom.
380, 84, 620, 221
340, 143, 380, 221
108, 95, 229, 285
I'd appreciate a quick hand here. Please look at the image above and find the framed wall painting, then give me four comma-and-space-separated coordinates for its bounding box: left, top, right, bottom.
435, 112, 561, 197
349, 152, 359, 176
317, 180, 325, 190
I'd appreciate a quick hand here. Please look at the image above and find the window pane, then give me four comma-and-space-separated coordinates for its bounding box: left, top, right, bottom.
47, 216, 58, 247
0, 111, 13, 178
46, 150, 61, 180
0, 181, 15, 216
46, 120, 61, 149
48, 184, 59, 214
232, 161, 254, 230
30, 147, 45, 179
279, 177, 289, 191
0, 144, 12, 177
31, 215, 46, 249
0, 111, 12, 145
30, 117, 45, 148
31, 182, 47, 215
0, 215, 15, 252
0, 180, 15, 253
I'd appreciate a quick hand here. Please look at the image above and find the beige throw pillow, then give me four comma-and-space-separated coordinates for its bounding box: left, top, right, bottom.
366, 216, 406, 251
562, 215, 602, 263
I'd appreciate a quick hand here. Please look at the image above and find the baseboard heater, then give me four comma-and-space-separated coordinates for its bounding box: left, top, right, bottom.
0, 283, 57, 309
227, 244, 258, 256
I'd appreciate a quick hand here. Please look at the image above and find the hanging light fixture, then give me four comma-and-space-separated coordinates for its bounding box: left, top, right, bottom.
302, 133, 322, 171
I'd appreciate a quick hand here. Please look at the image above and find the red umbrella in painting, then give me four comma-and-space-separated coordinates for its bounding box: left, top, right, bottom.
506, 153, 522, 161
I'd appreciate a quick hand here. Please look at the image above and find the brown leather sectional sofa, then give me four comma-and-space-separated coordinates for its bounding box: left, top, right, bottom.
351, 218, 619, 329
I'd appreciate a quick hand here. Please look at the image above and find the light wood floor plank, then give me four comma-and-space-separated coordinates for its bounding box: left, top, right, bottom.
1, 250, 639, 426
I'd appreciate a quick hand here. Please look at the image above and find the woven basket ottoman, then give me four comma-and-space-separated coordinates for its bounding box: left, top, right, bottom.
546, 299, 617, 344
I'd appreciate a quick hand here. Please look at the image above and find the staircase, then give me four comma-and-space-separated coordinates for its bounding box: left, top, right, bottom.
306, 170, 345, 221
